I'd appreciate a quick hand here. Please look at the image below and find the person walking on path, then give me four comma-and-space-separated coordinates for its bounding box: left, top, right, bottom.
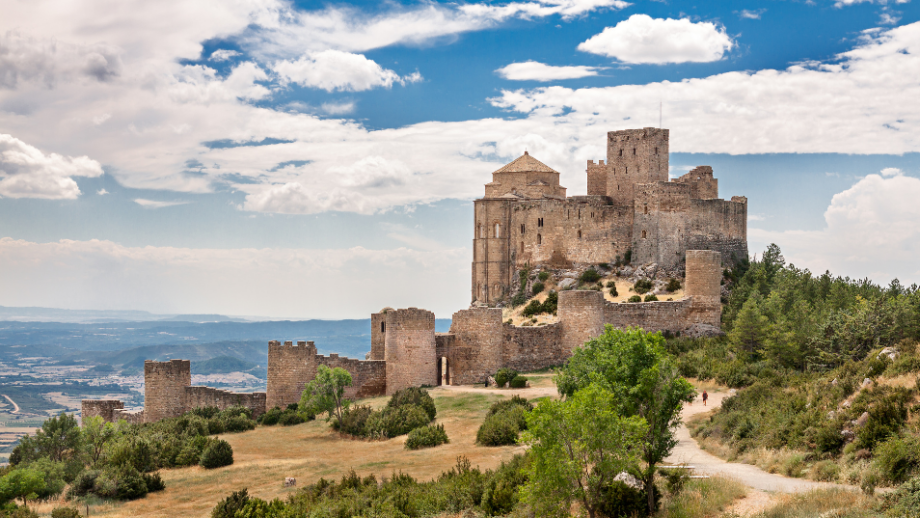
702, 390, 708, 406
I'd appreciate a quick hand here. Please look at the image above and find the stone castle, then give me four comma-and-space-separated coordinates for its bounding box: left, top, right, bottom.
473, 127, 747, 304
83, 128, 745, 424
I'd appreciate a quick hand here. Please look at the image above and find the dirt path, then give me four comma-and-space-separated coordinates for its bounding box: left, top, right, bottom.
439, 384, 858, 494
2, 394, 20, 414
666, 391, 857, 493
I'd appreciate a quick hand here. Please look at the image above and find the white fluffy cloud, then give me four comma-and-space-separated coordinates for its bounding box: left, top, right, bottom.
134, 199, 188, 209
0, 237, 468, 318
0, 134, 103, 199
496, 61, 602, 81
750, 170, 920, 285
0, 32, 123, 89
273, 50, 418, 92
578, 14, 734, 64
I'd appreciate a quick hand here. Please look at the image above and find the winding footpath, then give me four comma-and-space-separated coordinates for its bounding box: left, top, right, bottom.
2, 394, 20, 414
439, 384, 858, 494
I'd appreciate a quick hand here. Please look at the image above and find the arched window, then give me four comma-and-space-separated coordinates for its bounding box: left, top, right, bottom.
537, 234, 542, 245
641, 230, 647, 239
494, 223, 501, 238
577, 230, 582, 239
381, 321, 386, 333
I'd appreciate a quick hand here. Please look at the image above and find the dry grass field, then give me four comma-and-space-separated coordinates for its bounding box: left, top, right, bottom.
36, 387, 537, 518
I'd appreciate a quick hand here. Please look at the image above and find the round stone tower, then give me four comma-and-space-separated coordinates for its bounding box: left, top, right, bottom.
384, 308, 437, 395
558, 290, 606, 352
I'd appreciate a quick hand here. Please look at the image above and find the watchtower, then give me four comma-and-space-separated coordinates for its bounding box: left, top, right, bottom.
384, 308, 438, 395
144, 360, 191, 422
606, 127, 669, 208
558, 290, 606, 352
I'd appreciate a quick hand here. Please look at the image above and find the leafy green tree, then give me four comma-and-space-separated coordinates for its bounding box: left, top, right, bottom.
556, 327, 695, 514
83, 416, 118, 466
36, 413, 82, 463
0, 468, 46, 506
299, 365, 352, 426
520, 384, 647, 518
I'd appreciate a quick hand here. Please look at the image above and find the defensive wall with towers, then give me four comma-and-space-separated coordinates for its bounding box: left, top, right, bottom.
472, 127, 747, 305
82, 127, 743, 423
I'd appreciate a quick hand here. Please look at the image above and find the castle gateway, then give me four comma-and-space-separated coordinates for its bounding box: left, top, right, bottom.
473, 127, 747, 304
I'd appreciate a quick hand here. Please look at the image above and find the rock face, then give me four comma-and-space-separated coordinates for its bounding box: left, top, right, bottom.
557, 278, 577, 290
855, 411, 870, 428
682, 323, 725, 339
878, 347, 899, 361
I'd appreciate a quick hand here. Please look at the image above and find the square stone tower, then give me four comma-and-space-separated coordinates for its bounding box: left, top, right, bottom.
605, 127, 669, 208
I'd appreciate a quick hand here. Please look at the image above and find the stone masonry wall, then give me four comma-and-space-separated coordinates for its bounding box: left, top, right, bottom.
267, 340, 317, 410
316, 354, 387, 399
586, 160, 607, 196
144, 360, 191, 423
685, 250, 722, 327
558, 290, 606, 353
603, 299, 693, 333
443, 308, 504, 386
82, 400, 125, 423
688, 198, 747, 266
502, 322, 565, 372
184, 386, 267, 418
384, 308, 437, 395
370, 312, 387, 361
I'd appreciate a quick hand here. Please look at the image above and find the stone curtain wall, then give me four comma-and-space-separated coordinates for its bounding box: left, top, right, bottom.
502, 322, 565, 372
370, 312, 387, 361
688, 198, 748, 266
112, 409, 144, 425
82, 400, 125, 422
144, 360, 191, 423
675, 166, 718, 200
603, 299, 693, 333
316, 354, 386, 398
384, 308, 437, 395
184, 386, 267, 418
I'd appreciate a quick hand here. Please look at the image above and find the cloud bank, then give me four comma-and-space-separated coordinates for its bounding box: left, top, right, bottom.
578, 15, 734, 64
0, 134, 103, 199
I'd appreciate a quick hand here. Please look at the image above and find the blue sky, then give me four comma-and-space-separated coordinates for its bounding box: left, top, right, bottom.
1, 0, 919, 318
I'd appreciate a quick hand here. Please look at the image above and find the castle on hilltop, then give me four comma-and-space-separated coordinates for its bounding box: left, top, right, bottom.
473, 127, 747, 304
83, 128, 746, 424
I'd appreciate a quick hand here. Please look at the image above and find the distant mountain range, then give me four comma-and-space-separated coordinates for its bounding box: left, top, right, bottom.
0, 306, 452, 373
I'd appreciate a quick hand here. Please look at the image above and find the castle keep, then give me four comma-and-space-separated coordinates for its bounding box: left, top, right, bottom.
473, 128, 747, 304
84, 128, 746, 423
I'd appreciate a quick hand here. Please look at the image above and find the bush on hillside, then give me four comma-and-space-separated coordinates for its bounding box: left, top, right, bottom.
538, 271, 550, 282
366, 405, 431, 439
579, 268, 601, 283
628, 295, 642, 303
509, 376, 528, 389
278, 412, 307, 426
875, 435, 920, 483
199, 439, 233, 469
644, 294, 658, 302
666, 278, 682, 292
211, 488, 250, 518
477, 397, 532, 446
531, 282, 545, 296
405, 424, 449, 450
596, 480, 650, 518
633, 279, 653, 294
494, 368, 518, 388
334, 405, 373, 436
521, 291, 557, 317
50, 508, 81, 518
388, 387, 437, 421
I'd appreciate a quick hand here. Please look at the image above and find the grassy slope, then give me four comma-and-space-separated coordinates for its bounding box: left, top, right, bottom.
55, 389, 522, 518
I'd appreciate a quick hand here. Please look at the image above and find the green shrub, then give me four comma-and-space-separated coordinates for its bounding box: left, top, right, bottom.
531, 282, 545, 296
142, 471, 165, 492
366, 405, 431, 439
579, 268, 601, 283
67, 469, 99, 498
50, 508, 81, 518
633, 279, 653, 294
644, 294, 658, 302
666, 278, 682, 292
477, 405, 529, 446
596, 481, 650, 518
481, 454, 528, 516
609, 285, 619, 297
199, 439, 233, 469
494, 368, 518, 388
810, 460, 839, 482
278, 412, 306, 426
335, 405, 373, 436
509, 376, 528, 389
487, 396, 533, 417
222, 415, 256, 433
258, 407, 283, 426
605, 280, 616, 288
857, 391, 910, 449
521, 299, 543, 317
628, 295, 642, 303
388, 387, 437, 421
211, 488, 250, 518
92, 466, 148, 500
538, 271, 550, 282
405, 424, 449, 450
875, 435, 920, 483
190, 406, 220, 419
661, 467, 690, 495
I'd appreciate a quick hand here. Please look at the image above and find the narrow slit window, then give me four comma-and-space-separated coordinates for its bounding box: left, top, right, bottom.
537, 234, 542, 245
642, 230, 647, 239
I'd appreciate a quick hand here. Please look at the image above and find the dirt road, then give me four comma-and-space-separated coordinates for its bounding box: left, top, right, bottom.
2, 394, 20, 414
